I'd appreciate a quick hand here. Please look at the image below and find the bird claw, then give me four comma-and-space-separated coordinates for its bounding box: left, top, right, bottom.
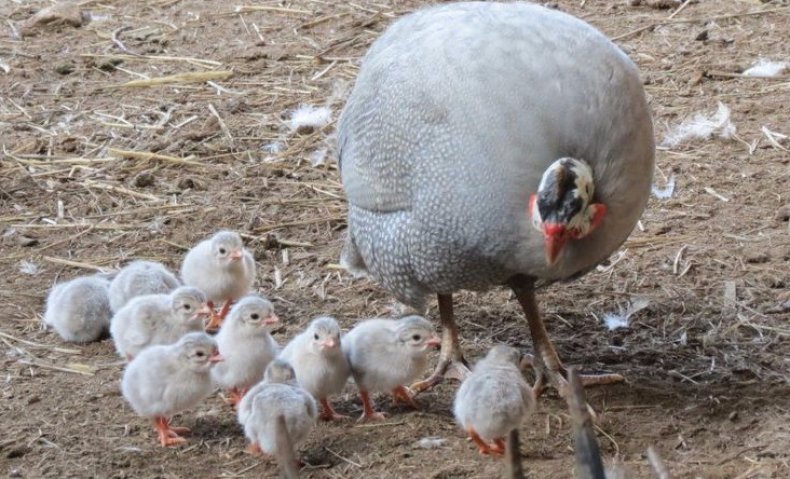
411, 358, 471, 395
391, 386, 419, 410
357, 411, 387, 423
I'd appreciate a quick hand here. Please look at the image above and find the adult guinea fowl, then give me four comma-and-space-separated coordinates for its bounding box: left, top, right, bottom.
337, 2, 655, 397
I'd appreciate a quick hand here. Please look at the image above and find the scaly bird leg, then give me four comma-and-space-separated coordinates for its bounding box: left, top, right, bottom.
204, 300, 220, 331
357, 390, 386, 422
467, 427, 503, 457
206, 299, 233, 331
319, 398, 349, 421
509, 277, 624, 399
411, 294, 471, 394
224, 387, 247, 408
390, 385, 419, 410
153, 417, 187, 447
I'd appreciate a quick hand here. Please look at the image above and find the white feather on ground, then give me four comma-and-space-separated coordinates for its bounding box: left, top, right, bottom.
601, 298, 650, 331
287, 104, 331, 133
19, 260, 41, 275
661, 102, 736, 148
742, 59, 788, 78
651, 175, 675, 200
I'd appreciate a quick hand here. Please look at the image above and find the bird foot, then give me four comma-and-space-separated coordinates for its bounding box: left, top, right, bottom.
153, 417, 188, 447
391, 386, 419, 410
224, 387, 247, 408
467, 428, 504, 457
357, 411, 387, 422
521, 353, 624, 399
319, 399, 349, 421
411, 358, 471, 395
246, 442, 266, 456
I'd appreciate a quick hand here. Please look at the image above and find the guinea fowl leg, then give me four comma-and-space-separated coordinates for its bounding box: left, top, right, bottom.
225, 387, 247, 407
205, 300, 233, 331
467, 427, 503, 457
319, 398, 349, 421
153, 417, 187, 447
390, 386, 419, 410
509, 278, 624, 398
358, 390, 386, 422
411, 294, 471, 393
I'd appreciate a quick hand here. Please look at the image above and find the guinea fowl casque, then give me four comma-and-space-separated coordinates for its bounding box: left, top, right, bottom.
337, 2, 655, 397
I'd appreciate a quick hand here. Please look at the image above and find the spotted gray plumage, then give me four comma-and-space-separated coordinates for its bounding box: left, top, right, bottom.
338, 2, 654, 311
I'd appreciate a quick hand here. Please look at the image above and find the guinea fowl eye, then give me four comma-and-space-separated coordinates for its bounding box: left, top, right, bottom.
219, 247, 227, 255
314, 333, 319, 340
251, 313, 260, 320
412, 334, 421, 341
184, 304, 191, 310
196, 351, 205, 357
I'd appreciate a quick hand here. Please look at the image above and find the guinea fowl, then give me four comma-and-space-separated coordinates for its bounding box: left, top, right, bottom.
109, 260, 181, 312
43, 275, 113, 343
338, 2, 654, 397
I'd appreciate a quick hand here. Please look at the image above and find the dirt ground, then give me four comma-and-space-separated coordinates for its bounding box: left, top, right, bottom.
1, 0, 788, 478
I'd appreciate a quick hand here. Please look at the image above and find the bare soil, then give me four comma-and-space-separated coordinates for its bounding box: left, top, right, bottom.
1, 0, 788, 478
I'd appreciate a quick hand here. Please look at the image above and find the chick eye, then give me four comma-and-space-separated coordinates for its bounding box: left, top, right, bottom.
314, 333, 319, 340
251, 313, 260, 320
412, 334, 421, 341
196, 351, 205, 357
184, 304, 191, 310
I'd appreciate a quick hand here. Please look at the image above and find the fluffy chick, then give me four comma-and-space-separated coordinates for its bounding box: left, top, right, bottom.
279, 316, 351, 421
237, 359, 317, 458
180, 230, 256, 330
211, 295, 280, 406
454, 345, 534, 456
110, 286, 210, 360
109, 260, 181, 312
342, 315, 440, 421
43, 275, 112, 343
121, 332, 222, 446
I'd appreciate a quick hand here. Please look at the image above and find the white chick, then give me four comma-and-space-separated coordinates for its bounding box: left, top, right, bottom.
43, 275, 112, 343
237, 359, 317, 458
211, 295, 280, 406
454, 345, 534, 457
279, 316, 351, 421
121, 332, 223, 447
342, 315, 440, 421
110, 286, 211, 360
180, 230, 256, 330
109, 260, 181, 312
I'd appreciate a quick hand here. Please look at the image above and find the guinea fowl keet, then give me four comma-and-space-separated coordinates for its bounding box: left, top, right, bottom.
43, 275, 113, 343
338, 2, 654, 397
181, 230, 256, 330
109, 260, 181, 312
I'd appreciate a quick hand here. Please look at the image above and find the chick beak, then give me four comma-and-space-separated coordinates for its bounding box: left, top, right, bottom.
263, 314, 279, 326
196, 304, 213, 317
425, 335, 442, 350
543, 224, 568, 266
320, 338, 337, 350
208, 350, 224, 363
229, 250, 243, 261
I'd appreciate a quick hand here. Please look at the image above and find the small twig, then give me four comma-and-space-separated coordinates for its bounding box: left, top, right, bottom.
0, 331, 81, 355
324, 446, 361, 468
503, 429, 525, 479
667, 0, 692, 19
274, 415, 298, 479
111, 26, 137, 55
566, 368, 607, 479
208, 103, 233, 141
17, 359, 95, 376
42, 255, 112, 273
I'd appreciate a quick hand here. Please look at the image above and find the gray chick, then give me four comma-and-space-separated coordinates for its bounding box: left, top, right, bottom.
279, 316, 351, 421
109, 260, 181, 312
237, 359, 317, 458
454, 345, 534, 457
43, 275, 112, 343
342, 315, 440, 421
110, 286, 211, 360
121, 332, 223, 447
180, 230, 256, 330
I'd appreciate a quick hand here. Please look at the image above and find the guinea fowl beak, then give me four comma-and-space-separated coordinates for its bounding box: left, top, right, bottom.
195, 304, 213, 317
320, 338, 337, 349
426, 335, 442, 349
263, 314, 280, 325
208, 350, 224, 363
229, 250, 243, 261
543, 224, 568, 266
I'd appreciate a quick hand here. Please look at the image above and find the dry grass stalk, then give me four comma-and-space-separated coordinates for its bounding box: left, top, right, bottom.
110, 71, 233, 88
108, 148, 205, 167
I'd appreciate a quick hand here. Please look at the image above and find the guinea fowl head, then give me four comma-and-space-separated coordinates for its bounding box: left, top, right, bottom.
227, 295, 279, 333
178, 332, 223, 372
263, 359, 297, 385
528, 158, 607, 266
210, 230, 245, 267
396, 315, 441, 356
170, 286, 211, 323
307, 316, 342, 354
